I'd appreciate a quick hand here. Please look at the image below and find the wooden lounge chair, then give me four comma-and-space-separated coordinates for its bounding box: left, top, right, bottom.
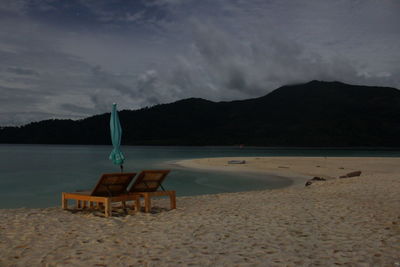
62, 173, 140, 217
128, 170, 176, 213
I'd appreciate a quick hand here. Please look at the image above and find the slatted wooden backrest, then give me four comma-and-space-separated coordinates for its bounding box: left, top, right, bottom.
128, 170, 170, 192
91, 173, 136, 197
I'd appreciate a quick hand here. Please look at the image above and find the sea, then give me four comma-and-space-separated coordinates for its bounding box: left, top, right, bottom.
1, 144, 399, 209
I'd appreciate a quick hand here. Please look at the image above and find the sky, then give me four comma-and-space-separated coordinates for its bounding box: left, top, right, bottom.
0, 0, 399, 126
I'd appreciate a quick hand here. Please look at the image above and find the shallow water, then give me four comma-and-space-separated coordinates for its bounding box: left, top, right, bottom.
0, 144, 399, 208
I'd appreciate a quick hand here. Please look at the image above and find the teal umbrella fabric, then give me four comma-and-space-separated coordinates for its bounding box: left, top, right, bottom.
109, 103, 125, 171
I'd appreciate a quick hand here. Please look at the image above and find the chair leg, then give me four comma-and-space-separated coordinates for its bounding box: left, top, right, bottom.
144, 193, 151, 213
170, 191, 176, 210
62, 193, 68, 210
121, 201, 128, 214
104, 199, 111, 217
135, 197, 141, 212
130, 197, 140, 212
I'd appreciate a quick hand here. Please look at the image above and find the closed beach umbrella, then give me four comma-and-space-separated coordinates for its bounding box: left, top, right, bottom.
109, 103, 125, 172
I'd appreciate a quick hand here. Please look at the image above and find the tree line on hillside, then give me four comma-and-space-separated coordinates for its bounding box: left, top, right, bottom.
1, 81, 400, 147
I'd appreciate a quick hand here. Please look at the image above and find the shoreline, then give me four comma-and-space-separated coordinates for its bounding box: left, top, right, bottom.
174, 156, 400, 188
1, 156, 399, 266
173, 157, 311, 188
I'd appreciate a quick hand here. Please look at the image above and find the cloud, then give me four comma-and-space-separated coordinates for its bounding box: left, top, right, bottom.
7, 67, 39, 76
0, 0, 27, 14
138, 0, 400, 98
129, 21, 371, 101
0, 0, 399, 126
60, 103, 96, 115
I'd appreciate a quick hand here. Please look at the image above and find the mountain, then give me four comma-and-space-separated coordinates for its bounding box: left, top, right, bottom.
1, 80, 400, 147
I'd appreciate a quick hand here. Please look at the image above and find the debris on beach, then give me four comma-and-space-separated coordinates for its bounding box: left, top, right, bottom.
340, 171, 362, 178
228, 160, 246, 164
312, 176, 326, 181
305, 176, 326, 187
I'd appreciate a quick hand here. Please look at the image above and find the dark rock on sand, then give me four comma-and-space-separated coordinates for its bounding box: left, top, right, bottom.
340, 171, 362, 178
311, 177, 326, 181
305, 177, 326, 186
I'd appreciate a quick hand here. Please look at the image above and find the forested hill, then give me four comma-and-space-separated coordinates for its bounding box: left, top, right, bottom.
1, 80, 400, 147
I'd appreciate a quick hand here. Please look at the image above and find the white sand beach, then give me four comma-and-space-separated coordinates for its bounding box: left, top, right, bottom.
1, 157, 399, 266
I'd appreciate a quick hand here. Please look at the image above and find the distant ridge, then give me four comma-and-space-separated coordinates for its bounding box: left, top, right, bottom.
1, 80, 400, 147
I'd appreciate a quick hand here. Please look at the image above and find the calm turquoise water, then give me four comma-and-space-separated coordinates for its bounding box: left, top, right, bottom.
1, 145, 399, 209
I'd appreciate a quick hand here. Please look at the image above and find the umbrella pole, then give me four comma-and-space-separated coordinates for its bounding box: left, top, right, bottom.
120, 165, 124, 173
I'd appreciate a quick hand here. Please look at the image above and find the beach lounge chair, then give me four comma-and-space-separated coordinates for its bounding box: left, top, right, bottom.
62, 173, 140, 217
128, 170, 176, 213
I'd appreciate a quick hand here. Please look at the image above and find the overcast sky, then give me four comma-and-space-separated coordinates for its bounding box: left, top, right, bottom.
1, 0, 399, 125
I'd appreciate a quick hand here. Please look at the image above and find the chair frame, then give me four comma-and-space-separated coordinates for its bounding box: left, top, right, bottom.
133, 191, 176, 213
62, 192, 140, 217
128, 170, 176, 213
62, 173, 140, 217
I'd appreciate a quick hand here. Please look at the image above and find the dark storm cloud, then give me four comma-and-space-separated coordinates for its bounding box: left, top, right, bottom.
0, 111, 76, 126
143, 0, 400, 99
17, 0, 174, 31
7, 67, 39, 76
0, 0, 399, 125
156, 22, 364, 99
90, 65, 133, 96
60, 103, 95, 115
0, 86, 46, 104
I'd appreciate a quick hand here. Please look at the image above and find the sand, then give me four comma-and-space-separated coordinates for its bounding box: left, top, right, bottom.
1, 157, 399, 266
